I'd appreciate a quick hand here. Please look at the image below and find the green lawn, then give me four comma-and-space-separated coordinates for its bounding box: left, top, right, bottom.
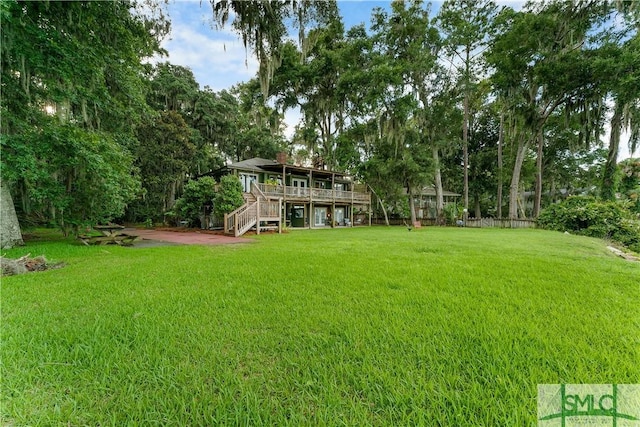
2, 227, 638, 426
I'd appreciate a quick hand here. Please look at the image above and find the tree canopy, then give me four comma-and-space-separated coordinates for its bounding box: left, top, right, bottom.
1, 0, 638, 236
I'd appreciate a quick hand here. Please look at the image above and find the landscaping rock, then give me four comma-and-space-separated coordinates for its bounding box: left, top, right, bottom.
606, 246, 639, 262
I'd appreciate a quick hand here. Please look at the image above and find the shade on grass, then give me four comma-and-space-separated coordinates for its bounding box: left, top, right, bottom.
2, 227, 638, 425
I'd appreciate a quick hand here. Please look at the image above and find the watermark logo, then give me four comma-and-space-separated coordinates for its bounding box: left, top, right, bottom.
538, 384, 640, 426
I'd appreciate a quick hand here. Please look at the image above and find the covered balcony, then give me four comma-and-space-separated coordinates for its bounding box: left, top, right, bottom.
255, 183, 371, 204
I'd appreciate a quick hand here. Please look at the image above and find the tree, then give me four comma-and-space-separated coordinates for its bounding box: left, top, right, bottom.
368, 0, 450, 223
600, 31, 640, 200
208, 81, 287, 162
617, 158, 640, 213
295, 19, 350, 170
487, 2, 609, 218
1, 0, 167, 234
147, 63, 200, 112
0, 179, 23, 249
438, 0, 499, 220
132, 111, 197, 221
2, 122, 141, 234
209, 0, 338, 98
144, 63, 226, 174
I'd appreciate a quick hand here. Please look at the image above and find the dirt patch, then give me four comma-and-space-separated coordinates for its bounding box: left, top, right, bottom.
151, 227, 225, 235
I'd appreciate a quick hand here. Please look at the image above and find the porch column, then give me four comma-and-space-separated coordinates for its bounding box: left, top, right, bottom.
350, 188, 354, 227
278, 198, 283, 233
282, 164, 287, 225
331, 173, 335, 227
256, 196, 260, 235
309, 169, 313, 229
282, 164, 286, 202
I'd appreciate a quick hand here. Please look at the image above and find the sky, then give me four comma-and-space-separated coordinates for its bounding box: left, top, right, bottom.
154, 0, 635, 160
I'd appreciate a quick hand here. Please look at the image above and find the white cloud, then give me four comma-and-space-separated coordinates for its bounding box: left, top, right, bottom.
163, 23, 258, 90
151, 1, 259, 91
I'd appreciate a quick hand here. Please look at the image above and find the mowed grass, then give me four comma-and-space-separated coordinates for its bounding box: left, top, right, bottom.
2, 227, 638, 426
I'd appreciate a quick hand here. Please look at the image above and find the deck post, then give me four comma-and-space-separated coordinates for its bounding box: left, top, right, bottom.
256, 197, 260, 235
278, 198, 283, 233
282, 164, 287, 206
234, 214, 238, 237
350, 189, 354, 227
309, 169, 313, 229
331, 172, 335, 227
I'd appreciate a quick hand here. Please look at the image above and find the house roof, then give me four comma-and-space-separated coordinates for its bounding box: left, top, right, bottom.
227, 157, 352, 181
405, 186, 461, 197
228, 157, 280, 172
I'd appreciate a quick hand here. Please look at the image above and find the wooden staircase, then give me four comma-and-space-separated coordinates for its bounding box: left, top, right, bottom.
224, 184, 282, 237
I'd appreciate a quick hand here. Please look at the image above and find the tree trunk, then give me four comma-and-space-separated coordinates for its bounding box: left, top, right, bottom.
474, 194, 481, 218
497, 111, 504, 218
369, 185, 390, 226
0, 179, 24, 249
379, 198, 390, 226
509, 136, 528, 219
533, 130, 544, 217
432, 146, 444, 224
463, 46, 471, 220
463, 90, 469, 218
408, 187, 417, 225
602, 102, 622, 201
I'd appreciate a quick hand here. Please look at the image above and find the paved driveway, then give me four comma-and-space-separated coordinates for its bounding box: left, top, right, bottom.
125, 228, 253, 246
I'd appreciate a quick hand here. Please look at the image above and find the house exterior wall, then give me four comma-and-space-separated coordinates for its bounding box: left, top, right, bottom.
217, 159, 371, 228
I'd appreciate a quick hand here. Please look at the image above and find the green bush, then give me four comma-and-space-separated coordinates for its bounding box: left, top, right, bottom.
537, 196, 640, 252
443, 203, 461, 226
173, 177, 216, 227
214, 175, 245, 219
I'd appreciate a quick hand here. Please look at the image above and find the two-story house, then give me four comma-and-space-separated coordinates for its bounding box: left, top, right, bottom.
210, 157, 372, 236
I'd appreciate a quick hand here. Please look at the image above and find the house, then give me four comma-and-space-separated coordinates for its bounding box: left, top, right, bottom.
410, 186, 461, 220
210, 156, 372, 236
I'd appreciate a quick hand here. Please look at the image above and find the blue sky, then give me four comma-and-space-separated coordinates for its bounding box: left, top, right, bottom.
154, 0, 529, 90
155, 1, 397, 91
154, 0, 635, 159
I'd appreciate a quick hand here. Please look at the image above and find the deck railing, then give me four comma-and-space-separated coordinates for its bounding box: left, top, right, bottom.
224, 200, 258, 236
256, 183, 370, 203
259, 199, 281, 219
235, 201, 258, 236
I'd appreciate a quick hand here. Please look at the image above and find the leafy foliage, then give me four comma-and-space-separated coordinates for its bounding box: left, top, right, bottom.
173, 177, 216, 227
213, 175, 245, 219
130, 111, 197, 221
618, 158, 640, 214
1, 0, 166, 233
1, 122, 140, 234
537, 196, 640, 251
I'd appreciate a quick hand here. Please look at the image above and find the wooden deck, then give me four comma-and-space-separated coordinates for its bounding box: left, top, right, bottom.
224, 183, 370, 237
256, 183, 370, 204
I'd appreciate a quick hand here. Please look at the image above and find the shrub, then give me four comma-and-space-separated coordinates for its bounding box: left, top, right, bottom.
443, 203, 461, 226
173, 177, 216, 227
537, 196, 640, 252
214, 175, 245, 219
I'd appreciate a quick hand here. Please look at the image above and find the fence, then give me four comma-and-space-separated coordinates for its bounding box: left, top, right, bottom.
371, 218, 440, 226
371, 217, 536, 229
463, 218, 536, 228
